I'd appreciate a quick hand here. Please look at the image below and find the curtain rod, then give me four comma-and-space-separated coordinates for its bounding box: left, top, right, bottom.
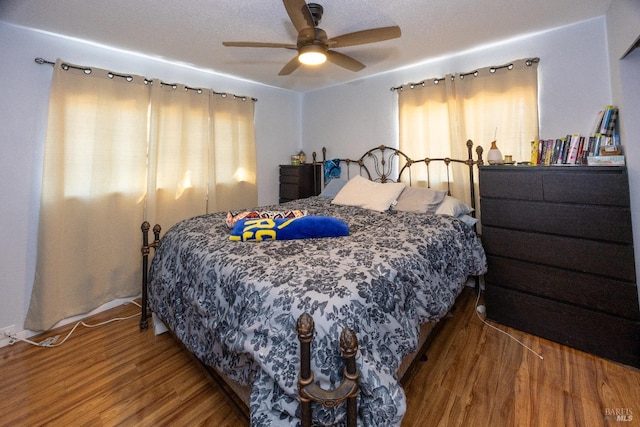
35, 57, 258, 102
390, 57, 540, 92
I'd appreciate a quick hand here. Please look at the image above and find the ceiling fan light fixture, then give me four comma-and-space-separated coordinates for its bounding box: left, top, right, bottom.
222, 1, 402, 75
298, 44, 327, 65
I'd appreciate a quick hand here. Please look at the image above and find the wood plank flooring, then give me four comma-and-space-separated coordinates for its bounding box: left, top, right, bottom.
1, 287, 638, 426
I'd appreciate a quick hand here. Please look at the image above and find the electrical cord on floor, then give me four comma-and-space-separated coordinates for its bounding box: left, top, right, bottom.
474, 291, 544, 360
6, 301, 142, 348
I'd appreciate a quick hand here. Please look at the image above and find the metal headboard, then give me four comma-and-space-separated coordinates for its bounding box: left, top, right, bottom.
312, 140, 484, 215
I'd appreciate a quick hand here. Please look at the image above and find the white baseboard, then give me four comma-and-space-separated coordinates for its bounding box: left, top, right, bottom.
0, 295, 141, 349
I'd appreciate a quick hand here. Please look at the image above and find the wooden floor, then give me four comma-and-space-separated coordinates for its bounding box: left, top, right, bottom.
1, 288, 638, 426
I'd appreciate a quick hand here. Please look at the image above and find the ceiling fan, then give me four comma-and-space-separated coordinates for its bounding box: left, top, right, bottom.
222, 0, 401, 75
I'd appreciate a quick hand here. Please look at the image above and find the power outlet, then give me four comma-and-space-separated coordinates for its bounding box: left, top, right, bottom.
1, 324, 16, 339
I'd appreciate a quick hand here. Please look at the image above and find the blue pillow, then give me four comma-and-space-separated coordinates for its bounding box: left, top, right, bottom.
319, 178, 348, 199
229, 216, 349, 242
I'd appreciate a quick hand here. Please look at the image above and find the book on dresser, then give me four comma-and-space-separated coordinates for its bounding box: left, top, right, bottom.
479, 165, 640, 368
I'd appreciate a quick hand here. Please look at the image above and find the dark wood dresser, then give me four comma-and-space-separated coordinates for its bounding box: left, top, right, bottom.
279, 164, 321, 203
479, 165, 640, 368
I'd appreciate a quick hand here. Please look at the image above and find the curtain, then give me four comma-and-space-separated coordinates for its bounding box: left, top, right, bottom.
209, 94, 257, 212
146, 81, 211, 229
454, 60, 539, 163
398, 75, 457, 191
398, 58, 539, 203
25, 61, 257, 331
25, 60, 150, 331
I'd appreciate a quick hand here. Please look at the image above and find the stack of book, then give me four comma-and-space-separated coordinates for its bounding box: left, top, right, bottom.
529, 105, 624, 166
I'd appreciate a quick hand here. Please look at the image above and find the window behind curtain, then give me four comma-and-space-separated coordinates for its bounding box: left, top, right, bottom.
455, 60, 539, 163
25, 60, 257, 331
210, 95, 257, 213
399, 58, 539, 202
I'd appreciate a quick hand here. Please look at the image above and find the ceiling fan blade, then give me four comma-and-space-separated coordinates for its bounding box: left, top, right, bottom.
328, 26, 401, 48
326, 50, 365, 72
279, 56, 302, 75
223, 41, 297, 49
283, 0, 315, 32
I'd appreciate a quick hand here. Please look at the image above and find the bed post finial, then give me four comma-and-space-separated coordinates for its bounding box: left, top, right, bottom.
297, 314, 360, 427
340, 327, 359, 426
297, 313, 315, 426
476, 145, 484, 165
297, 312, 315, 343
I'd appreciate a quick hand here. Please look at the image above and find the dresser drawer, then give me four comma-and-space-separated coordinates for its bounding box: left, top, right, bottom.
479, 166, 629, 206
485, 285, 640, 368
542, 169, 630, 206
485, 255, 640, 319
481, 198, 633, 243
280, 165, 304, 177
279, 183, 300, 200
280, 174, 301, 184
479, 169, 543, 200
482, 226, 636, 281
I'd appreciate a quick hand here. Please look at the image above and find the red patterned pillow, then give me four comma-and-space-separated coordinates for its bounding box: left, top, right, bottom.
225, 209, 308, 229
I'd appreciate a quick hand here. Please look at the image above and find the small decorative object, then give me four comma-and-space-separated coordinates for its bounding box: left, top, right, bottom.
298, 150, 307, 164
503, 155, 514, 164
487, 140, 504, 165
291, 155, 300, 165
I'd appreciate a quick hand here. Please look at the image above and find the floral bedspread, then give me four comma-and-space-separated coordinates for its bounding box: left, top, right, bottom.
148, 196, 487, 426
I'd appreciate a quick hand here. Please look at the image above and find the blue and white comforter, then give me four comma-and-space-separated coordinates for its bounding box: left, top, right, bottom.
148, 196, 487, 426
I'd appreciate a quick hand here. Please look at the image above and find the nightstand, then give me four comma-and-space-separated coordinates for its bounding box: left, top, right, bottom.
279, 164, 321, 203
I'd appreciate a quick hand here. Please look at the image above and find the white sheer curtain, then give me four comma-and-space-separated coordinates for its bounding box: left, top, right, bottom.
398, 58, 539, 202
26, 60, 257, 331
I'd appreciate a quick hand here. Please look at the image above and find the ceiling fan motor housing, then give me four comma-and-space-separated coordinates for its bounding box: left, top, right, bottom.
307, 3, 323, 26
297, 27, 328, 48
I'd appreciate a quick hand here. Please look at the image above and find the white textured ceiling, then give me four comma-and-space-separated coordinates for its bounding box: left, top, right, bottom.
1, 0, 612, 92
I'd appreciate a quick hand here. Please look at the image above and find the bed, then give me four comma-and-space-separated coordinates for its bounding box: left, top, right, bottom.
140, 141, 487, 426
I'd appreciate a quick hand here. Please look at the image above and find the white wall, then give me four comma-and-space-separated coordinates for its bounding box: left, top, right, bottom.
0, 22, 300, 340
606, 0, 640, 306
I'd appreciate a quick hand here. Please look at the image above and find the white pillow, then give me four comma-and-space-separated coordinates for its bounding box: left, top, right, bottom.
434, 195, 473, 217
332, 175, 406, 212
393, 187, 447, 213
